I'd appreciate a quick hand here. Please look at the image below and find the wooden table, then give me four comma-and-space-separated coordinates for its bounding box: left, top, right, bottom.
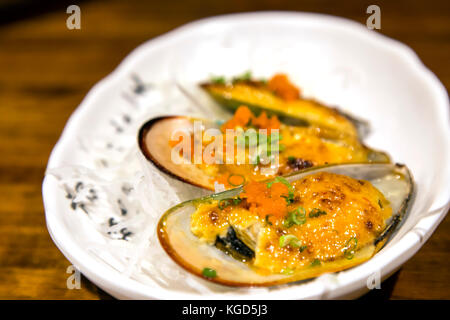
0, 0, 448, 299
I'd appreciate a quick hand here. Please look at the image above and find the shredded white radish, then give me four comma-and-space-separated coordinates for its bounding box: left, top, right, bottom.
46, 81, 270, 295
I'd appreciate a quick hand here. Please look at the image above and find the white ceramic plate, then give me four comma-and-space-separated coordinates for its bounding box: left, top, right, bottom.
43, 12, 450, 299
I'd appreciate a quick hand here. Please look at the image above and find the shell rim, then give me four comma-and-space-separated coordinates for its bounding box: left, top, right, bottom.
138, 115, 216, 190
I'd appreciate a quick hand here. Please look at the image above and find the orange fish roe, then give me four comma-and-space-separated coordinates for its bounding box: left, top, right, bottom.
221, 106, 253, 131
240, 181, 289, 220
221, 105, 280, 133
251, 110, 281, 132
267, 73, 300, 101
214, 173, 229, 188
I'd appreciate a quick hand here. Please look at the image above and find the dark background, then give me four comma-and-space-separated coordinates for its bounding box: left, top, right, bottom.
0, 0, 448, 299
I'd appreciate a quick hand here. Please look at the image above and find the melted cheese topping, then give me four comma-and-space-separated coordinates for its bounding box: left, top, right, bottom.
190, 172, 392, 275
169, 106, 382, 190
197, 123, 372, 189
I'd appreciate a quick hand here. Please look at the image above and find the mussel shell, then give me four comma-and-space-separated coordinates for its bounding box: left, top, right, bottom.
138, 116, 220, 190
157, 163, 414, 287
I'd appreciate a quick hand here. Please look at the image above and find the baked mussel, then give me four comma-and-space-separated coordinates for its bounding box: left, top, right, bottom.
157, 163, 413, 286
201, 73, 370, 138
138, 107, 390, 190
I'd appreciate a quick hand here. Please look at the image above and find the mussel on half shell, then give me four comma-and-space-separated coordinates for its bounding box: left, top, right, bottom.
157, 163, 413, 286
138, 116, 390, 191
201, 80, 370, 138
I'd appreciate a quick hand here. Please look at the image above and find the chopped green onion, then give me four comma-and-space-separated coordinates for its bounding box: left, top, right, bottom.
282, 219, 291, 228
279, 234, 302, 248
218, 197, 241, 210
210, 76, 226, 85
267, 176, 294, 204
202, 267, 217, 278
311, 259, 321, 267
218, 199, 228, 210
344, 237, 358, 260
299, 245, 308, 253
236, 132, 258, 147
309, 208, 327, 218
267, 176, 292, 190
232, 70, 252, 83
345, 237, 358, 249
235, 134, 245, 147
292, 207, 307, 224
284, 207, 307, 228
344, 252, 355, 260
